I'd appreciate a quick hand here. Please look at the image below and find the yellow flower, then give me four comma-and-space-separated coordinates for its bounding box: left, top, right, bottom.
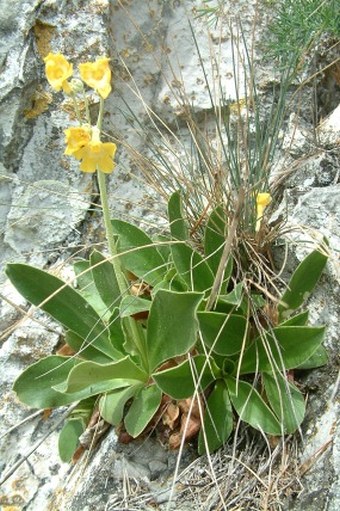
73, 141, 117, 173
255, 192, 272, 232
64, 125, 117, 173
79, 57, 112, 99
44, 53, 73, 93
64, 126, 92, 155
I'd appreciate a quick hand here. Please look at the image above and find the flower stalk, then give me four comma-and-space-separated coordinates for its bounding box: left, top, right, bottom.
96, 170, 149, 371
95, 96, 149, 372
44, 52, 149, 371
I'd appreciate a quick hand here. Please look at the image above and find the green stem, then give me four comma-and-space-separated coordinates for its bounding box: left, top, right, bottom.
97, 172, 149, 372
83, 88, 91, 124
71, 92, 82, 123
96, 99, 149, 372
97, 97, 105, 130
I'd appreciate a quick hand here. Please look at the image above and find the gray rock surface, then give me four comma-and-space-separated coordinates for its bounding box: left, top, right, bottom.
0, 0, 339, 510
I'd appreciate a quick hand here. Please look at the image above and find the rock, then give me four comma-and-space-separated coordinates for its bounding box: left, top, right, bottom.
3, 179, 91, 266
278, 149, 340, 511
317, 104, 340, 147
50, 433, 196, 510
0, 312, 67, 510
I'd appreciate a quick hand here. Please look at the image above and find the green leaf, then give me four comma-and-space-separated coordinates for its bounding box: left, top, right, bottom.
263, 372, 305, 433
296, 345, 328, 369
124, 384, 162, 437
74, 260, 110, 320
239, 326, 326, 374
278, 247, 328, 320
13, 356, 85, 408
170, 242, 215, 293
119, 295, 151, 318
204, 205, 233, 283
250, 294, 266, 310
99, 385, 142, 425
280, 310, 309, 326
219, 282, 244, 307
90, 249, 121, 310
152, 234, 172, 261
58, 396, 95, 461
108, 309, 127, 358
151, 268, 188, 294
65, 330, 114, 363
111, 219, 166, 286
168, 193, 213, 293
6, 264, 117, 360
198, 311, 247, 356
226, 377, 282, 435
153, 355, 217, 399
168, 191, 189, 241
58, 418, 85, 462
146, 289, 204, 371
55, 356, 148, 396
198, 380, 233, 455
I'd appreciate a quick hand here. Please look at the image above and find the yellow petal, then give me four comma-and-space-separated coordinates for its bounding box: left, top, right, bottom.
97, 155, 115, 173
44, 53, 73, 92
64, 126, 92, 155
255, 192, 272, 232
97, 82, 112, 99
79, 159, 97, 172
256, 193, 271, 207
79, 57, 111, 98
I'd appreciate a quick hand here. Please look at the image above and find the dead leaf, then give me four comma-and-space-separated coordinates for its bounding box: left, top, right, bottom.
162, 402, 180, 430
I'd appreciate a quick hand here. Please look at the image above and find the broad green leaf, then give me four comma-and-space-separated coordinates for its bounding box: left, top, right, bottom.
239, 326, 326, 374
170, 242, 214, 292
65, 330, 114, 363
108, 309, 126, 357
151, 268, 188, 294
153, 355, 217, 399
13, 356, 85, 408
226, 377, 282, 435
90, 250, 121, 310
119, 295, 151, 318
204, 205, 233, 284
70, 396, 97, 421
124, 384, 162, 437
198, 380, 233, 454
58, 418, 85, 462
168, 191, 189, 241
74, 260, 110, 320
278, 247, 328, 320
146, 290, 204, 371
198, 311, 247, 356
6, 264, 117, 360
168, 191, 213, 293
55, 356, 148, 396
152, 234, 172, 261
219, 282, 244, 307
280, 310, 309, 326
250, 294, 266, 310
99, 385, 142, 425
111, 219, 166, 286
296, 345, 328, 369
263, 372, 305, 433
58, 397, 95, 462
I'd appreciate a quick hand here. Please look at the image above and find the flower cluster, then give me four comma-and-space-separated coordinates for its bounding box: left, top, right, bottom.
44, 53, 116, 173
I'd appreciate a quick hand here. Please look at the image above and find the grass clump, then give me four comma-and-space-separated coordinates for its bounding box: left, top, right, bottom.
266, 0, 339, 67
